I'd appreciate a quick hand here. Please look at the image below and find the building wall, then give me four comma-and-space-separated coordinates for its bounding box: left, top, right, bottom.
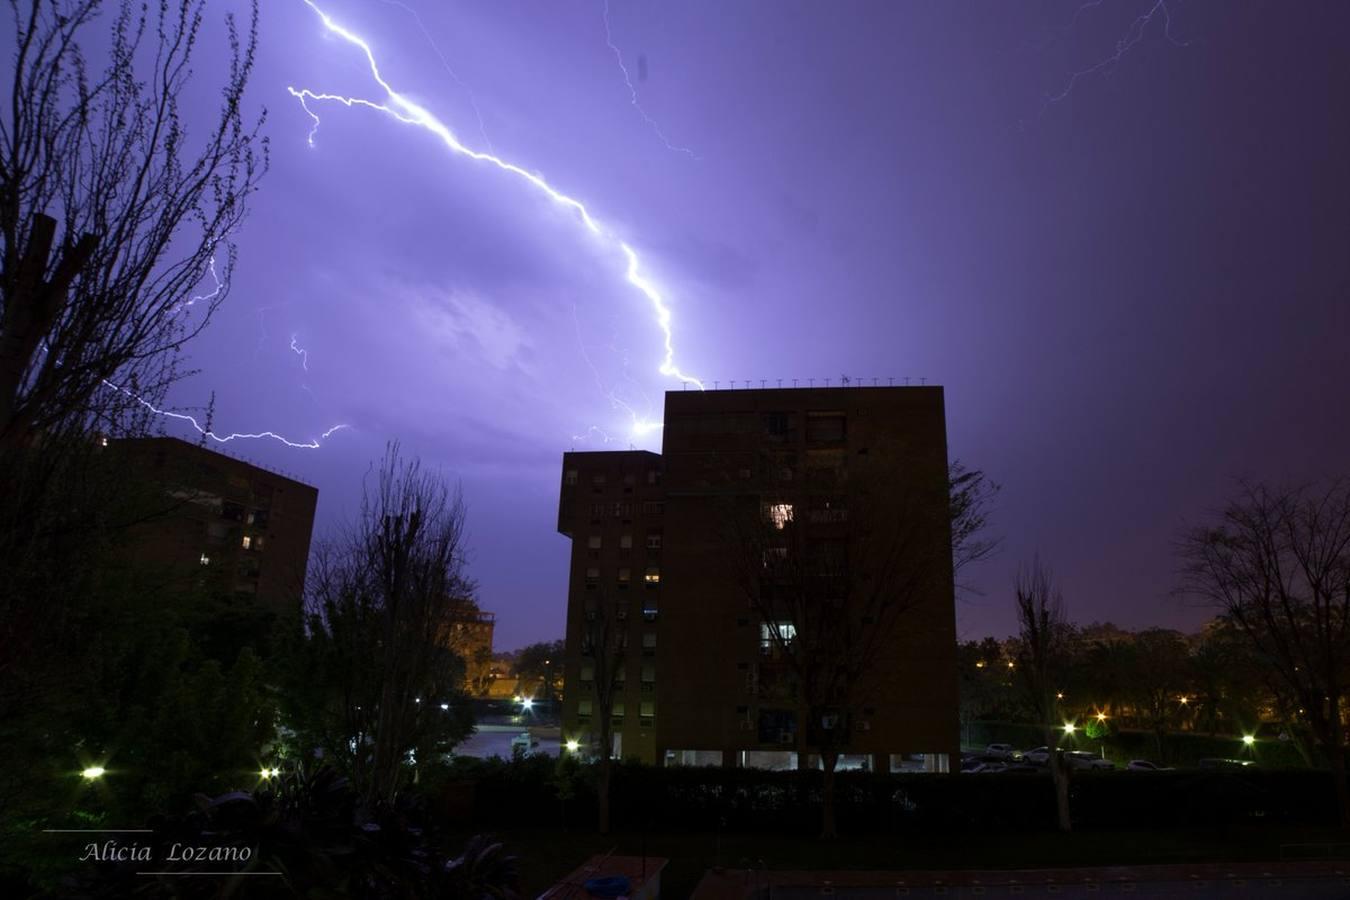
557, 388, 959, 767
111, 437, 318, 610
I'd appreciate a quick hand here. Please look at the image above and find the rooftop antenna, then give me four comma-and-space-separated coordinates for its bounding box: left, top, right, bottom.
793, 379, 798, 387
714, 381, 720, 390
904, 377, 911, 386
761, 380, 767, 389
872, 378, 878, 386
777, 379, 783, 388
841, 375, 850, 386
808, 378, 815, 387
920, 377, 927, 385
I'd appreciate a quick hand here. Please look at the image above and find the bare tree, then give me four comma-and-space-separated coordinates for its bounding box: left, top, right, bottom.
1178, 479, 1350, 825
0, 0, 266, 447
291, 445, 477, 804
949, 460, 1001, 593
1012, 558, 1073, 832
578, 587, 628, 834
725, 453, 951, 839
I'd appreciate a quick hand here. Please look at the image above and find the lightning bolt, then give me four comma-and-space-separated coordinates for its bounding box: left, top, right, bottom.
289, 333, 310, 371
381, 0, 494, 153
601, 0, 699, 160
1047, 0, 1189, 105
570, 303, 662, 443
104, 377, 351, 449
169, 255, 223, 315
288, 0, 705, 439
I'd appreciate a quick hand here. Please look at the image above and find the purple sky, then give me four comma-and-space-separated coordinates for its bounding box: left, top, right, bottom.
148, 0, 1347, 650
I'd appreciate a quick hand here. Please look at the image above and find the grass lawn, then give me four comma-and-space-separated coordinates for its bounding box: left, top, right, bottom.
448, 824, 1350, 900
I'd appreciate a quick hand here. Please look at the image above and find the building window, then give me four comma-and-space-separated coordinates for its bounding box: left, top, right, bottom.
642, 632, 657, 650
641, 501, 665, 515
639, 700, 655, 724
761, 621, 797, 654
612, 502, 632, 519
620, 534, 633, 550
642, 597, 658, 620
585, 567, 600, 586
644, 566, 660, 585
764, 502, 794, 530
623, 473, 636, 486
590, 503, 605, 519
806, 412, 846, 443
646, 531, 662, 550
646, 469, 661, 485
581, 664, 595, 682
611, 701, 625, 724
199, 552, 211, 566
587, 535, 602, 550
241, 535, 252, 550
578, 699, 593, 717
564, 469, 578, 486
592, 473, 607, 486
617, 567, 631, 585
641, 663, 655, 689
221, 501, 245, 522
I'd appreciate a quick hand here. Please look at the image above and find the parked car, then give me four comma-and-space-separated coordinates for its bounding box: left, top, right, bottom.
510, 732, 539, 754
984, 743, 1020, 761
1126, 759, 1172, 771
967, 762, 1008, 774
1063, 750, 1114, 771
1022, 746, 1051, 765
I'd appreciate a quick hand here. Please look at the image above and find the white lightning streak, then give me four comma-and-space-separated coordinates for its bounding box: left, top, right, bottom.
169, 256, 223, 315
382, 0, 494, 153
289, 333, 310, 371
290, 0, 705, 397
601, 0, 698, 160
105, 378, 350, 449
1047, 0, 1189, 105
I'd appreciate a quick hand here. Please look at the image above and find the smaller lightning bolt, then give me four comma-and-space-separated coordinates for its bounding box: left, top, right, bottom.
601, 0, 698, 160
1047, 0, 1189, 106
289, 333, 310, 371
169, 256, 224, 315
570, 304, 663, 443
105, 378, 351, 449
382, 0, 494, 153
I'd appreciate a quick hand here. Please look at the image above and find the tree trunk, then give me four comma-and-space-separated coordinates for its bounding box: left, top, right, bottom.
1047, 729, 1072, 832
1328, 712, 1349, 829
820, 749, 839, 839
598, 752, 612, 835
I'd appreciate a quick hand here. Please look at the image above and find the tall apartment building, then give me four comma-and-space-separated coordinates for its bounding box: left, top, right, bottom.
111, 436, 319, 609
557, 386, 959, 771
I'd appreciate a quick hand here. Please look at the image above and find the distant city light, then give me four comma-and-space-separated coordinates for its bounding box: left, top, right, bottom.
81, 766, 105, 780
1242, 734, 1256, 746
1179, 696, 1189, 705
1096, 712, 1108, 722
259, 766, 280, 779
1056, 692, 1064, 700
565, 739, 581, 753
440, 702, 449, 711
521, 698, 534, 711
975, 661, 985, 669
1062, 723, 1076, 735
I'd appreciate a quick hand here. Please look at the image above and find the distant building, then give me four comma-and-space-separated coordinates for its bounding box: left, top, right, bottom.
556, 386, 959, 770
111, 436, 318, 609
446, 597, 495, 695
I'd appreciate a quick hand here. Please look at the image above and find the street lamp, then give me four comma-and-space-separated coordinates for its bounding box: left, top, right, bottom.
1242, 734, 1256, 746
565, 739, 580, 753
1062, 723, 1076, 735
80, 766, 105, 780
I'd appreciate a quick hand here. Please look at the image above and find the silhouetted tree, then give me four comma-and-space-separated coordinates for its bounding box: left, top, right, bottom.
0, 0, 265, 447
286, 445, 476, 803
577, 589, 627, 834
949, 460, 1002, 593
1013, 558, 1074, 832
1179, 479, 1350, 825
512, 640, 565, 702
726, 447, 952, 839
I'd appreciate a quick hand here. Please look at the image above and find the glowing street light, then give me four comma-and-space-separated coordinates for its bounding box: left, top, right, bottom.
259, 767, 281, 779
521, 697, 535, 712
1242, 734, 1256, 746
1095, 712, 1108, 723
80, 766, 105, 780
1056, 692, 1064, 700
1062, 723, 1077, 735
1179, 696, 1189, 705
565, 739, 580, 753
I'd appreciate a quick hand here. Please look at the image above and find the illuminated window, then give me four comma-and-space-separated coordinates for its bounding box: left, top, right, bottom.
640, 700, 655, 719
761, 621, 797, 653
199, 553, 211, 566
242, 535, 252, 550
578, 699, 593, 716
587, 535, 602, 549
617, 567, 631, 584
644, 566, 661, 585
765, 503, 794, 530
612, 701, 625, 721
